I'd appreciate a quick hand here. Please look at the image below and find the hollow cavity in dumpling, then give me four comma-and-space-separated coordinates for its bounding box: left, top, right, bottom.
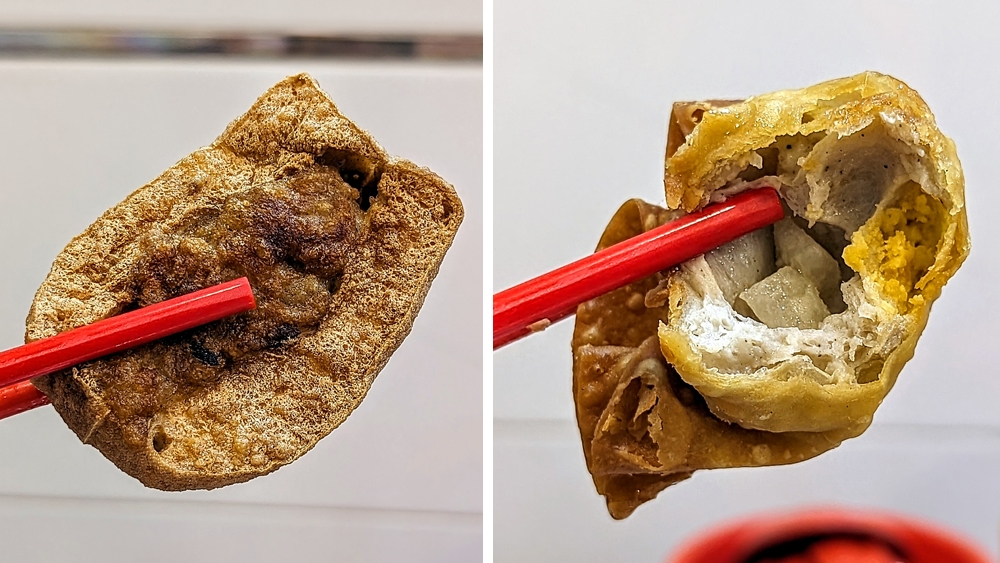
702, 119, 928, 334
679, 178, 944, 380
660, 110, 955, 433
783, 122, 913, 233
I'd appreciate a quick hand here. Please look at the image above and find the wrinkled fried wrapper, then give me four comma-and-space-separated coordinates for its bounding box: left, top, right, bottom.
572, 72, 969, 518
572, 200, 853, 520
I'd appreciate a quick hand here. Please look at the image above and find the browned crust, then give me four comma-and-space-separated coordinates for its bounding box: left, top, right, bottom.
27, 74, 464, 490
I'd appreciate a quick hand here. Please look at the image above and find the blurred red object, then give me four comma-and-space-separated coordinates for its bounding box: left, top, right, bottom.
801, 537, 901, 563
667, 508, 991, 563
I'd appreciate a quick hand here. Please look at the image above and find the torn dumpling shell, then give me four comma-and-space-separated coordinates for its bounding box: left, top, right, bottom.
572, 72, 968, 518
658, 71, 969, 434
572, 200, 855, 520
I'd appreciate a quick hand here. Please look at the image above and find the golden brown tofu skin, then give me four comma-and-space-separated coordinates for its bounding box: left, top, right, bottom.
659, 72, 969, 435
572, 200, 852, 520
26, 74, 463, 490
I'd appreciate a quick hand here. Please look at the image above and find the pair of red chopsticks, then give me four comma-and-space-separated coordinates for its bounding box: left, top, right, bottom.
493, 187, 784, 349
0, 278, 257, 420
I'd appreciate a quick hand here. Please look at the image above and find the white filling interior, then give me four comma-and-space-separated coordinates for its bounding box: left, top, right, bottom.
676, 258, 900, 384
674, 119, 932, 384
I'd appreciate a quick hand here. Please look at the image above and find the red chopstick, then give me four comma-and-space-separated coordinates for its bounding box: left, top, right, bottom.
0, 380, 49, 420
0, 277, 256, 420
493, 188, 784, 349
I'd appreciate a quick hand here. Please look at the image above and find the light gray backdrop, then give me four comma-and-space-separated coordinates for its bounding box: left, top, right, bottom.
0, 38, 482, 563
495, 1, 1000, 561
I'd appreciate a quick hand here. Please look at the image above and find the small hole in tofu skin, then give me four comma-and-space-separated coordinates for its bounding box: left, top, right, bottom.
151, 426, 171, 453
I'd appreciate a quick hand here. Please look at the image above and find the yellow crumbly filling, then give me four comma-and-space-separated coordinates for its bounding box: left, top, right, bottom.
843, 182, 943, 313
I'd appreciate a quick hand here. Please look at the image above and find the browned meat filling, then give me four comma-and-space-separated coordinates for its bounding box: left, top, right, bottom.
93, 165, 366, 450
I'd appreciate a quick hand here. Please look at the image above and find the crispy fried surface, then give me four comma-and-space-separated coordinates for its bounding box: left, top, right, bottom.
574, 72, 968, 518
26, 74, 463, 490
572, 201, 849, 519
660, 72, 968, 433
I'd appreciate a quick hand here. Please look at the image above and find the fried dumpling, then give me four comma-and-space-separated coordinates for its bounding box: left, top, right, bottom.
658, 72, 968, 434
26, 74, 463, 490
572, 72, 967, 518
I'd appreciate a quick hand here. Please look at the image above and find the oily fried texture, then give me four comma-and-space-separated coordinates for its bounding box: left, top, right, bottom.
664, 72, 966, 217
574, 72, 967, 518
26, 73, 464, 490
665, 100, 740, 159
572, 201, 849, 519
659, 72, 969, 434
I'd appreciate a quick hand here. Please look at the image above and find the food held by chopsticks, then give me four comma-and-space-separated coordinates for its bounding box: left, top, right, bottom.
3, 279, 254, 391
572, 72, 969, 518
493, 188, 785, 348
22, 74, 463, 490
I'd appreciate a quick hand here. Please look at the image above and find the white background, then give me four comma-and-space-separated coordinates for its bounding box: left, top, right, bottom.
495, 1, 1000, 561
0, 2, 482, 560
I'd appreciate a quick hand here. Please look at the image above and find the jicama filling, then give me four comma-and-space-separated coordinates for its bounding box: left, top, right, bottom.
676, 119, 945, 384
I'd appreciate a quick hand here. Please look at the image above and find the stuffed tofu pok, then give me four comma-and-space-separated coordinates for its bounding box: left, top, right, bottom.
572, 72, 969, 519
27, 74, 463, 490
